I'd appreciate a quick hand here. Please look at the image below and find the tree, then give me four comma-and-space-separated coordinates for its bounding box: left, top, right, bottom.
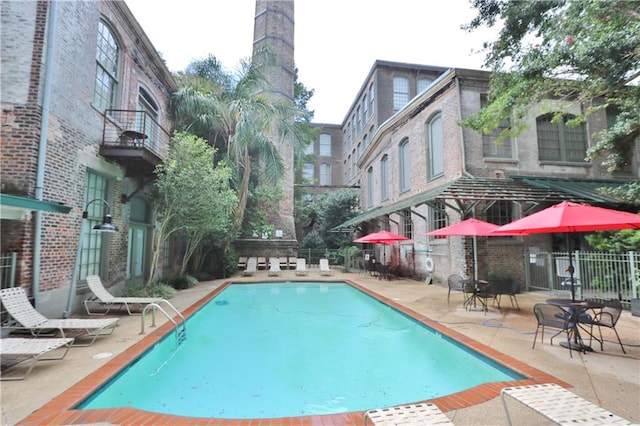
170, 54, 314, 236
463, 0, 640, 172
149, 133, 237, 283
299, 189, 360, 249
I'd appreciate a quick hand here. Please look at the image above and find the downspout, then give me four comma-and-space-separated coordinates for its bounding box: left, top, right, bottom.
33, 1, 58, 308
455, 75, 473, 180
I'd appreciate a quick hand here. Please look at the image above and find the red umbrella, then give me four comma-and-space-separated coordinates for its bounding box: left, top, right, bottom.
492, 201, 640, 300
426, 218, 525, 279
354, 230, 409, 264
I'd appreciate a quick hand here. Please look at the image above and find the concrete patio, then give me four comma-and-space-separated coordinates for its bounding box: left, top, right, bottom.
2, 268, 639, 425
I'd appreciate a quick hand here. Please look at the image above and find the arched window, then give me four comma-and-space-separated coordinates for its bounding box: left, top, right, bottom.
93, 20, 119, 111
393, 76, 409, 110
137, 87, 159, 149
369, 82, 375, 115
536, 113, 586, 162
367, 167, 374, 207
399, 138, 411, 192
380, 154, 389, 201
319, 133, 331, 156
302, 163, 314, 182
319, 163, 331, 185
426, 113, 444, 179
418, 78, 433, 93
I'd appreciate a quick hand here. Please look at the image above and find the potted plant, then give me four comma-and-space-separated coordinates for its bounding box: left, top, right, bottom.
488, 268, 516, 294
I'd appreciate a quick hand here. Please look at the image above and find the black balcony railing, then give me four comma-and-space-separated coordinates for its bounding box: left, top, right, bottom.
101, 110, 171, 175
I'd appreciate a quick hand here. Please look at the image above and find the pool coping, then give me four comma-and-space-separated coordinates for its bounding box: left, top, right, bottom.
19, 280, 569, 425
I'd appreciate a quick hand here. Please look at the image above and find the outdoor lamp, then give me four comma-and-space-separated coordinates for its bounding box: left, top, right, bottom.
64, 199, 118, 318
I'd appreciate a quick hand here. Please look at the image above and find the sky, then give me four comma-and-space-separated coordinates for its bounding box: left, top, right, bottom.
125, 0, 498, 124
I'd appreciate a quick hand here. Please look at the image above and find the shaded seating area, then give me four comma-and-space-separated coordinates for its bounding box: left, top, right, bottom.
501, 383, 633, 425
268, 257, 281, 276
532, 302, 575, 357
0, 287, 118, 347
579, 298, 626, 354
84, 275, 165, 315
243, 257, 257, 276
1, 337, 74, 381
364, 402, 452, 425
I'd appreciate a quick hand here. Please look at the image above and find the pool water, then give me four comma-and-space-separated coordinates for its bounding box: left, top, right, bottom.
78, 282, 522, 419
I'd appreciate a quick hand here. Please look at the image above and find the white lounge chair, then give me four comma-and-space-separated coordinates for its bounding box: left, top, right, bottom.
295, 258, 308, 276
501, 383, 633, 425
244, 257, 257, 276
268, 257, 282, 276
237, 256, 247, 270
364, 403, 452, 425
279, 256, 289, 269
257, 257, 267, 270
84, 275, 165, 315
319, 258, 333, 276
0, 287, 118, 346
1, 337, 74, 380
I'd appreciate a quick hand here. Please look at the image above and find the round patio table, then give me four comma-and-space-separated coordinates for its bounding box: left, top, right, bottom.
546, 298, 603, 352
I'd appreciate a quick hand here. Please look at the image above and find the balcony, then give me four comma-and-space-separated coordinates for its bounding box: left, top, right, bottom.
100, 110, 171, 177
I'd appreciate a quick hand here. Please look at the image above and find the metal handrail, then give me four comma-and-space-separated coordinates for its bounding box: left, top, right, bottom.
140, 300, 186, 346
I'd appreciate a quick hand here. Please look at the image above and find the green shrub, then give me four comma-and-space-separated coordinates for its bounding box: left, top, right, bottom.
123, 282, 176, 299
222, 247, 238, 278
165, 274, 198, 290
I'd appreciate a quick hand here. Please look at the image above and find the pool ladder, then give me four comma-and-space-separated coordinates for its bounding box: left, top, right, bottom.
140, 300, 187, 346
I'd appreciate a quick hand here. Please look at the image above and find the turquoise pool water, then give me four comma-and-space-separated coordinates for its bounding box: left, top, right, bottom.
78, 282, 523, 418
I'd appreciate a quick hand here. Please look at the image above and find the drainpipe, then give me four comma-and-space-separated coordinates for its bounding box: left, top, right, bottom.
455, 75, 473, 180
33, 1, 58, 308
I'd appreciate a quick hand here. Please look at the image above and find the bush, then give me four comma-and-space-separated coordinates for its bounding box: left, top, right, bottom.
123, 282, 176, 299
223, 246, 238, 278
165, 274, 198, 290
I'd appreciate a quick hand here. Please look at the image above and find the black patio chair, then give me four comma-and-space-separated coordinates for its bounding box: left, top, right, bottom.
496, 280, 520, 310
579, 298, 626, 354
447, 274, 465, 305
532, 303, 575, 358
475, 282, 501, 313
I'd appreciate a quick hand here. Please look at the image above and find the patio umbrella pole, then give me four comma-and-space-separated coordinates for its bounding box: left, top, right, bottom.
566, 233, 577, 302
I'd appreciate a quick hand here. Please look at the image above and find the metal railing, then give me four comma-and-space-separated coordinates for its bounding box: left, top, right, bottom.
102, 109, 171, 159
525, 249, 639, 309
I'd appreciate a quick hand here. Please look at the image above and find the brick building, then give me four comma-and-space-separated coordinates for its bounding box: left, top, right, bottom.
328, 62, 638, 283
1, 1, 177, 317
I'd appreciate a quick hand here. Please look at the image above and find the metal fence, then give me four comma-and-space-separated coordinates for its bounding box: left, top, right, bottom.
524, 249, 639, 309
296, 248, 374, 272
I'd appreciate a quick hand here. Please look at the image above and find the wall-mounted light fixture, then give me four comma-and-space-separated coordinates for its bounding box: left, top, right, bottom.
64, 199, 118, 318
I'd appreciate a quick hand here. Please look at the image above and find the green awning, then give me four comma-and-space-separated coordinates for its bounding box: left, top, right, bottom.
1, 193, 72, 220
510, 176, 633, 204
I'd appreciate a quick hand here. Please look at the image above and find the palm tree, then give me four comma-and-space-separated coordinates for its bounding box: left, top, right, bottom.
170, 54, 304, 233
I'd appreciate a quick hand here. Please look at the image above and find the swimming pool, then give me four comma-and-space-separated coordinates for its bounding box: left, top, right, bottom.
78, 282, 523, 419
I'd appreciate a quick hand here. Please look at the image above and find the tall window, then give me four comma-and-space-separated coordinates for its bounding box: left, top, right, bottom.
93, 20, 119, 111
401, 209, 413, 239
79, 171, 109, 279
304, 141, 314, 155
393, 76, 409, 110
351, 114, 356, 140
487, 201, 513, 226
418, 78, 433, 93
430, 201, 447, 233
363, 95, 368, 120
319, 163, 331, 185
399, 138, 411, 192
427, 113, 444, 179
356, 106, 362, 132
380, 154, 389, 201
481, 95, 512, 158
319, 133, 331, 156
367, 167, 374, 207
536, 113, 587, 162
369, 83, 375, 115
302, 163, 314, 182
137, 87, 158, 149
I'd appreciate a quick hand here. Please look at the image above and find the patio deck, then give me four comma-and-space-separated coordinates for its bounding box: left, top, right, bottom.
2, 268, 638, 425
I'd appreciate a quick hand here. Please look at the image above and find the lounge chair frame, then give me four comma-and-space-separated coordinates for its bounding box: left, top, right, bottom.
364, 403, 452, 425
84, 275, 165, 315
268, 257, 282, 276
319, 258, 333, 276
243, 257, 257, 276
0, 287, 118, 347
295, 258, 308, 276
1, 337, 73, 381
501, 383, 633, 425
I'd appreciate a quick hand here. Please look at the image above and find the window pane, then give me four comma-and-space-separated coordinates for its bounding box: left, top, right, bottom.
93, 21, 118, 111
380, 155, 388, 201
319, 163, 331, 185
487, 201, 512, 226
428, 114, 444, 178
319, 133, 331, 156
302, 163, 314, 181
481, 95, 512, 158
536, 115, 561, 160
418, 78, 433, 93
80, 171, 108, 280
393, 77, 409, 110
399, 139, 410, 191
367, 167, 374, 207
